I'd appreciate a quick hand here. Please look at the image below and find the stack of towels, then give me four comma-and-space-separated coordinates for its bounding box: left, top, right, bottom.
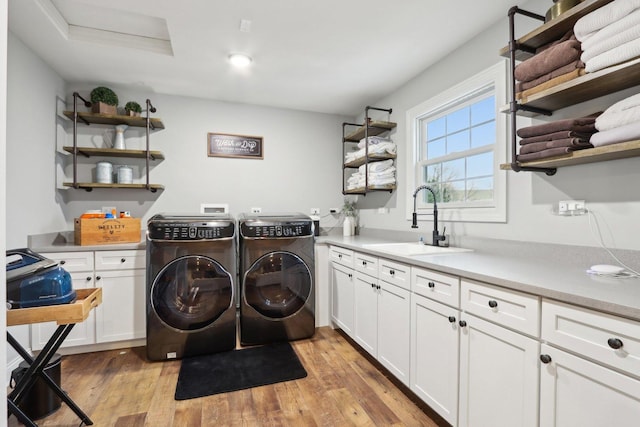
346, 159, 396, 191
516, 115, 598, 162
514, 30, 585, 100
344, 136, 396, 164
575, 0, 640, 73
591, 93, 640, 147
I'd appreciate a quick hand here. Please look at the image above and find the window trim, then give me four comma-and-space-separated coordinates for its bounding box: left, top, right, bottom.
405, 60, 508, 224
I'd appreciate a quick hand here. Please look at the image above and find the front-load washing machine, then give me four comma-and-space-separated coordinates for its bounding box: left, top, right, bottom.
238, 212, 315, 345
146, 213, 236, 361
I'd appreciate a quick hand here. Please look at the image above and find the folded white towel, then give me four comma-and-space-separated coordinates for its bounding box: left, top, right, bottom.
600, 92, 640, 115
357, 136, 392, 149
584, 37, 640, 73
581, 8, 640, 62
590, 120, 640, 146
575, 0, 640, 41
596, 106, 640, 131
358, 159, 394, 173
368, 142, 397, 155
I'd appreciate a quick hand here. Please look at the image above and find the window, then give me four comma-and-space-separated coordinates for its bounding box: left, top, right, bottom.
406, 61, 507, 223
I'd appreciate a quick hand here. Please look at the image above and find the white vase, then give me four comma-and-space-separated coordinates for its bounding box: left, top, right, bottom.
113, 124, 128, 149
343, 216, 354, 236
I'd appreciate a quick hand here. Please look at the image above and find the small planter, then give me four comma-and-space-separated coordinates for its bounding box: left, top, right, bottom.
92, 102, 117, 115
126, 110, 141, 117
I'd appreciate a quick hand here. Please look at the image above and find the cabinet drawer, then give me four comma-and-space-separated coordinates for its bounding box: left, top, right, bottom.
411, 266, 459, 308
379, 258, 410, 290
329, 246, 354, 268
40, 251, 94, 272
95, 250, 145, 270
542, 299, 640, 378
354, 251, 378, 276
461, 279, 540, 337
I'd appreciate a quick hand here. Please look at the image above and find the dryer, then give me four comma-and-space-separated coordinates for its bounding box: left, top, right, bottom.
238, 213, 315, 345
146, 214, 236, 361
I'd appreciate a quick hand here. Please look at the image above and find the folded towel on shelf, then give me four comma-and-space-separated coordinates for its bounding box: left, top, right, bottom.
584, 36, 640, 73
517, 146, 574, 162
514, 38, 582, 83
596, 106, 640, 131
516, 115, 599, 138
519, 130, 594, 145
599, 92, 640, 115
357, 136, 392, 149
581, 8, 640, 62
590, 120, 640, 147
516, 60, 584, 93
575, 0, 640, 41
358, 159, 394, 173
519, 137, 592, 155
345, 143, 397, 164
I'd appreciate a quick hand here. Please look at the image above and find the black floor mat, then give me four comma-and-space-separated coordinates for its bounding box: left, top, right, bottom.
174, 342, 307, 400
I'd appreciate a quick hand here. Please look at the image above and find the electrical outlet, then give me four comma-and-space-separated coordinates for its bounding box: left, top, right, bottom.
558, 200, 586, 216
310, 208, 320, 215
251, 207, 262, 213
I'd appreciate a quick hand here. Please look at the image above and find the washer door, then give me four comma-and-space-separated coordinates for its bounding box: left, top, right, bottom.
244, 251, 312, 318
151, 255, 233, 331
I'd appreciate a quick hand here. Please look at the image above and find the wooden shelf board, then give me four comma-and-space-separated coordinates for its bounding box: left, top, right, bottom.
63, 111, 165, 129
62, 146, 164, 160
7, 288, 102, 326
344, 184, 396, 194
344, 153, 396, 168
63, 182, 165, 191
344, 121, 397, 142
500, 139, 640, 170
499, 0, 614, 60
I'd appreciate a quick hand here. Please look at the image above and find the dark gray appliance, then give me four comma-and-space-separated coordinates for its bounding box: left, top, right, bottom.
238, 212, 315, 345
146, 213, 237, 361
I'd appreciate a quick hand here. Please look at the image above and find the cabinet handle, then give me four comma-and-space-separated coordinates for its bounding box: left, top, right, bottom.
121, 258, 126, 263
96, 275, 101, 281
428, 281, 435, 288
607, 338, 624, 350
348, 273, 352, 278
376, 284, 381, 290
338, 254, 342, 259
371, 283, 376, 288
458, 320, 467, 327
540, 354, 552, 364
448, 316, 456, 323
86, 276, 91, 282
488, 300, 498, 308
60, 260, 66, 265
362, 261, 367, 266
390, 270, 395, 275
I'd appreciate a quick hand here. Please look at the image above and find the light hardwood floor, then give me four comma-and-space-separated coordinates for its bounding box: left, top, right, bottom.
9, 327, 444, 426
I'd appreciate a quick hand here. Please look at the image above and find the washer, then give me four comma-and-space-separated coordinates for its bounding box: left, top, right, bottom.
146, 213, 236, 361
238, 213, 315, 345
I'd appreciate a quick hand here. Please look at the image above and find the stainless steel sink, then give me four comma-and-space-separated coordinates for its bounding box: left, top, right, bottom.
362, 242, 472, 256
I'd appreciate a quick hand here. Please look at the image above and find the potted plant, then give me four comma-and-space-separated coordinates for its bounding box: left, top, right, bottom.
341, 199, 357, 236
124, 101, 142, 117
90, 86, 119, 115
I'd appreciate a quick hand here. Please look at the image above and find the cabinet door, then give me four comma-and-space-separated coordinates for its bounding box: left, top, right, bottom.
411, 293, 459, 426
95, 249, 145, 270
354, 271, 378, 356
459, 314, 539, 427
31, 272, 96, 350
539, 344, 640, 427
95, 269, 146, 343
378, 281, 411, 386
40, 251, 94, 273
331, 262, 355, 337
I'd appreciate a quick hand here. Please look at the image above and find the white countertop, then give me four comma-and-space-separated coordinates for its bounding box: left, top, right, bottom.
318, 235, 640, 322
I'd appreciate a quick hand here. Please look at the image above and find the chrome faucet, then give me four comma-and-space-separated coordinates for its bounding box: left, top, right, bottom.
412, 185, 447, 246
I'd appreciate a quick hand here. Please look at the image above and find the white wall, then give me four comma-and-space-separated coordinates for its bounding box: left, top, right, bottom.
1, 0, 8, 415
356, 0, 640, 251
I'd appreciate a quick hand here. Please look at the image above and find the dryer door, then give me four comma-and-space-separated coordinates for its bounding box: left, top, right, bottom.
244, 251, 312, 318
151, 255, 233, 331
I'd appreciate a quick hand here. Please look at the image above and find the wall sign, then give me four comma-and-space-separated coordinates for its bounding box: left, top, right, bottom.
207, 133, 264, 159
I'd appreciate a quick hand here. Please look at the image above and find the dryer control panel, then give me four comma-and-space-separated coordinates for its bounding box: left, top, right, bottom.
148, 222, 235, 240
240, 221, 313, 238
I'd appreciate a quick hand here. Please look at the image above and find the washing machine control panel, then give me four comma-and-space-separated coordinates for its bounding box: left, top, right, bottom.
148, 222, 235, 240
241, 221, 313, 238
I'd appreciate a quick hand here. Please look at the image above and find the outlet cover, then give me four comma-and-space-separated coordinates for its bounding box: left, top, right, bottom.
251, 207, 262, 213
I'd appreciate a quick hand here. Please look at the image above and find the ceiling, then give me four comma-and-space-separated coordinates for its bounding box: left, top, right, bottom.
9, 0, 527, 116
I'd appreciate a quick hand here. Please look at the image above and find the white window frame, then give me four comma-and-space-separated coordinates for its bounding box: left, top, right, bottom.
405, 61, 508, 224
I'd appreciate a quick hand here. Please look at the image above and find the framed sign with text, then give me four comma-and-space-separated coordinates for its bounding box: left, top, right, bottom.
207, 133, 264, 159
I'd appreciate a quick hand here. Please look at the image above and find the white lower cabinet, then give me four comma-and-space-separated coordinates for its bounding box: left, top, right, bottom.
32, 249, 146, 351
411, 293, 459, 426
330, 259, 355, 337
354, 271, 378, 355
458, 313, 539, 427
377, 279, 411, 385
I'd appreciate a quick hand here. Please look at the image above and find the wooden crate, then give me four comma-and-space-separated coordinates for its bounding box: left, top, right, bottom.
6, 288, 102, 326
74, 217, 141, 245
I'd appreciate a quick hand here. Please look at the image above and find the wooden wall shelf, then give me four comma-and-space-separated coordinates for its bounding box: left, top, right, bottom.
62, 146, 164, 161
63, 111, 165, 129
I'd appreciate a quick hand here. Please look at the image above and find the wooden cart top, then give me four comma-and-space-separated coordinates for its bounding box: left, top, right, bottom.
6, 288, 102, 326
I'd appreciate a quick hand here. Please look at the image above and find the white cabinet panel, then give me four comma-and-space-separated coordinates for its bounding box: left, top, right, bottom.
329, 245, 354, 268
459, 313, 539, 427
95, 249, 145, 270
354, 251, 378, 276
95, 269, 146, 343
377, 281, 411, 385
331, 262, 355, 337
539, 343, 640, 427
41, 251, 94, 273
411, 266, 459, 308
411, 293, 459, 426
379, 258, 410, 290
354, 271, 378, 355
